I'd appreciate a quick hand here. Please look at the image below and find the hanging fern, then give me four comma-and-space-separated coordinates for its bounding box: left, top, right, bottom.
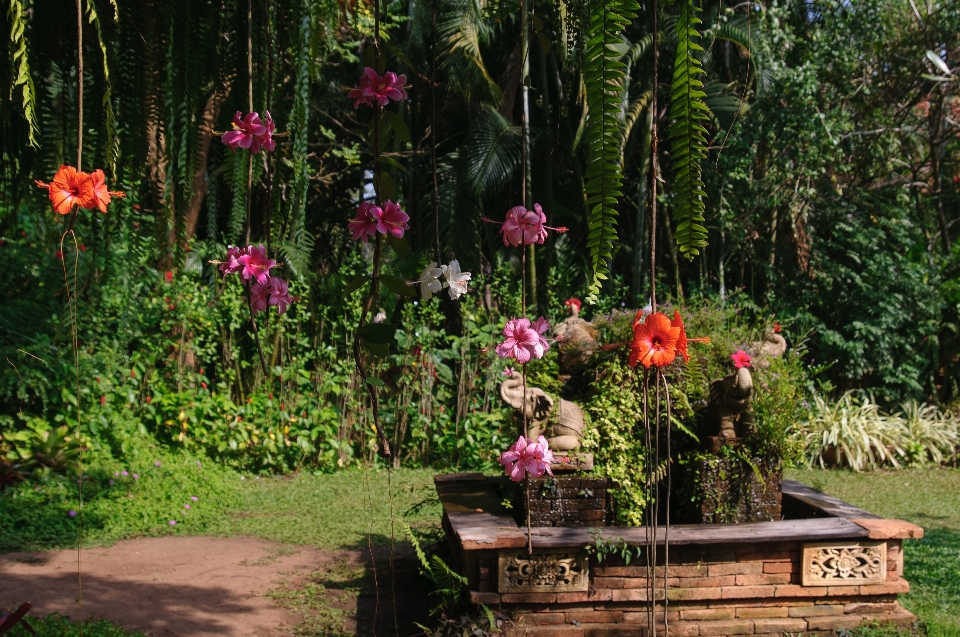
8, 0, 39, 147
86, 0, 118, 176
667, 0, 710, 258
583, 0, 638, 303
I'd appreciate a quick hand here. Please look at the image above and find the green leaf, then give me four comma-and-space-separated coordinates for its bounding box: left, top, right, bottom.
387, 234, 410, 258
383, 41, 416, 73
364, 376, 386, 387
378, 155, 408, 173
356, 322, 399, 344
361, 339, 390, 358
343, 276, 370, 298
381, 274, 417, 297
530, 14, 544, 32
362, 45, 384, 73
537, 33, 551, 55
381, 111, 411, 144
378, 172, 396, 201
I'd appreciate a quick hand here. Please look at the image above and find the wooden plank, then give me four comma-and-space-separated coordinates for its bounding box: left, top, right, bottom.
782, 479, 881, 519
434, 472, 487, 485
850, 518, 924, 540
455, 517, 870, 551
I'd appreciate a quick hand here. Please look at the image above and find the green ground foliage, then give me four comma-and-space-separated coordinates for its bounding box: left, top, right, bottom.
5, 615, 143, 637
789, 467, 960, 637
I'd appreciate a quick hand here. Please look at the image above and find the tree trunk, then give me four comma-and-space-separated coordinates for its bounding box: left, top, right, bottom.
183, 83, 232, 244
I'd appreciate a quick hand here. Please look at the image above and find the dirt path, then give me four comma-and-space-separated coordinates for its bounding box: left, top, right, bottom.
0, 536, 367, 636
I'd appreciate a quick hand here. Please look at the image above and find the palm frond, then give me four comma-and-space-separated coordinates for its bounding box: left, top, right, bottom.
583, 0, 638, 303
462, 104, 522, 195
667, 0, 710, 258
438, 0, 502, 105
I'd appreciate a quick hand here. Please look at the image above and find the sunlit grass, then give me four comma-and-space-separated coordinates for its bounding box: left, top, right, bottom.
788, 466, 960, 637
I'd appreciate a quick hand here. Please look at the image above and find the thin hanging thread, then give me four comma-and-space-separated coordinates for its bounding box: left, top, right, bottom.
72, 0, 85, 631
649, 0, 658, 310
431, 0, 441, 264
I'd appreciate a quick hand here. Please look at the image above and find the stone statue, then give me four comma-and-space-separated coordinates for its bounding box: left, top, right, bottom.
499, 372, 585, 452
553, 299, 599, 374
705, 366, 756, 443
750, 332, 787, 367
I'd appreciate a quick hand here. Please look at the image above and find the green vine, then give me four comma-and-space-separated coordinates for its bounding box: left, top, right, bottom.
8, 0, 38, 147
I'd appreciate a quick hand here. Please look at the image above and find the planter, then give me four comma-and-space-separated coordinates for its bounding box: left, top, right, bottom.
436, 473, 922, 637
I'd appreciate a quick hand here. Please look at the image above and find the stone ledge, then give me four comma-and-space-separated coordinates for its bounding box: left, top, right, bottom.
851, 518, 925, 540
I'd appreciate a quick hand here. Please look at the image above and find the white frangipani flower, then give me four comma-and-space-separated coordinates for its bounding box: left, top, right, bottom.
418, 262, 444, 300
442, 259, 472, 300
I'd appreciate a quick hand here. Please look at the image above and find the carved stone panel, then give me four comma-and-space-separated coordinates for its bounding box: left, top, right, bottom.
498, 550, 589, 593
802, 541, 886, 586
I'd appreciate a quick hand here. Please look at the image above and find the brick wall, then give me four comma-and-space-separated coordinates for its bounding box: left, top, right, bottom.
470, 540, 914, 636
524, 477, 609, 527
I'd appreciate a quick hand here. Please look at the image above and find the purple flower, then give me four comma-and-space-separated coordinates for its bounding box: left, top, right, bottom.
154, 461, 161, 467
184, 504, 191, 510
109, 479, 115, 485
121, 471, 128, 476
68, 510, 77, 517
169, 520, 177, 526
267, 277, 293, 314
132, 474, 139, 479
190, 496, 198, 501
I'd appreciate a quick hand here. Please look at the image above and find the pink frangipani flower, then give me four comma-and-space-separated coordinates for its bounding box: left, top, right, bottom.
349, 201, 380, 242
348, 67, 408, 109
376, 200, 409, 238
221, 112, 273, 154
237, 244, 276, 284
495, 318, 543, 364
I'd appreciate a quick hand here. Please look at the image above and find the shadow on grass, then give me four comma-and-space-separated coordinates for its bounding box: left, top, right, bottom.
902, 528, 960, 637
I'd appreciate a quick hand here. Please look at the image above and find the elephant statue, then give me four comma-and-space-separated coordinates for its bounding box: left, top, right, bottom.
704, 366, 756, 443
749, 332, 787, 368
499, 372, 585, 452
553, 308, 599, 374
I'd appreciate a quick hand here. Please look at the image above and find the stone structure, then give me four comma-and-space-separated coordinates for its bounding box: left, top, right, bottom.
437, 473, 921, 637
523, 476, 609, 528
552, 312, 599, 374
704, 366, 755, 445
499, 372, 586, 454
692, 456, 782, 524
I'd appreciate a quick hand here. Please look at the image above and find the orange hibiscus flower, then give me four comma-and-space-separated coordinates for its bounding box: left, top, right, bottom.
89, 169, 125, 212
36, 166, 97, 214
629, 312, 681, 368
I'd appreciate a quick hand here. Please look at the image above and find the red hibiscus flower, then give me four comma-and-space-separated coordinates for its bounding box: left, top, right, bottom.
629, 312, 681, 368
37, 166, 97, 214
90, 169, 125, 212
348, 67, 408, 108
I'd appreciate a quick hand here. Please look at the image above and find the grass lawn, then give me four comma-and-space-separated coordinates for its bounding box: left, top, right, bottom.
787, 467, 960, 637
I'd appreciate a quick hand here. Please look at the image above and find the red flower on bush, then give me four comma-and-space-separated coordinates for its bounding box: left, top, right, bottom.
165, 271, 174, 283
629, 312, 680, 369
731, 350, 752, 368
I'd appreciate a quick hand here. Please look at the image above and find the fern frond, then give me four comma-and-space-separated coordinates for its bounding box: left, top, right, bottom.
87, 0, 119, 176
667, 0, 710, 258
584, 0, 639, 304
8, 0, 39, 147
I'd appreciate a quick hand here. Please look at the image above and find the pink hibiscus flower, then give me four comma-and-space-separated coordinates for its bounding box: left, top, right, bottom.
221, 112, 272, 154
267, 277, 293, 314
237, 244, 276, 284
376, 200, 409, 238
495, 318, 543, 364
349, 201, 380, 242
260, 111, 276, 153
531, 316, 551, 357
220, 245, 245, 277
501, 204, 548, 246
250, 279, 271, 313
348, 67, 408, 109
731, 350, 752, 369
499, 435, 555, 482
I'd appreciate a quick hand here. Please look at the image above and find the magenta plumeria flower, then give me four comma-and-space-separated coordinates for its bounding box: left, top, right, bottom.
376, 201, 409, 238
348, 67, 408, 109
237, 244, 276, 284
349, 201, 380, 242
499, 435, 555, 482
221, 111, 274, 154
495, 318, 545, 364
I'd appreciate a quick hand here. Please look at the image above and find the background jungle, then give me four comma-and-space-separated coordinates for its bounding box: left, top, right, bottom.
1, 0, 959, 475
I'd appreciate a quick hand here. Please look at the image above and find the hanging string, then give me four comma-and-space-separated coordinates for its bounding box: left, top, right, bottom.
431, 0, 441, 264
649, 0, 658, 309
661, 370, 672, 636
641, 369, 653, 637
244, 0, 254, 246
71, 1, 85, 632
